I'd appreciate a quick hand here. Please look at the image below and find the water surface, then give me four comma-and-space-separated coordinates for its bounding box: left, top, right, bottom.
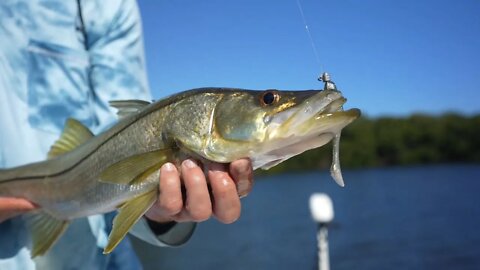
132, 164, 480, 270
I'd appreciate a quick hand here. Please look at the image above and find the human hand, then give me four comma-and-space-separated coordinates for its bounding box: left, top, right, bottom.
0, 197, 38, 223
145, 158, 253, 224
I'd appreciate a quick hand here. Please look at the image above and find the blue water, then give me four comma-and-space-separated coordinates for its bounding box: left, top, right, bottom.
132, 165, 480, 270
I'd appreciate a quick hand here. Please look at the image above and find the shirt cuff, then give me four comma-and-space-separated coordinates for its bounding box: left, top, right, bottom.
129, 217, 196, 247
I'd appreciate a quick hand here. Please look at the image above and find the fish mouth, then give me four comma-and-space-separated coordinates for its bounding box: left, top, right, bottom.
319, 96, 347, 114
316, 106, 362, 121
253, 90, 360, 171
316, 96, 361, 119
265, 90, 360, 139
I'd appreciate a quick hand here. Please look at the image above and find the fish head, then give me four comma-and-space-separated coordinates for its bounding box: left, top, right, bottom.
196, 88, 360, 170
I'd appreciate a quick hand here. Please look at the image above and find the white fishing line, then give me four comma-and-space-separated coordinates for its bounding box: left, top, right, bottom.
296, 0, 323, 70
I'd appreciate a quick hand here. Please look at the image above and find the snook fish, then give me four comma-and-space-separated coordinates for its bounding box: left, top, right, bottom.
0, 87, 360, 257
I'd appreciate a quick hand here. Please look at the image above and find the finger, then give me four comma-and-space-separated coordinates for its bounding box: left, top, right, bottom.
145, 163, 183, 223
208, 163, 241, 224
229, 158, 254, 198
179, 159, 212, 222
0, 197, 37, 212
0, 197, 38, 223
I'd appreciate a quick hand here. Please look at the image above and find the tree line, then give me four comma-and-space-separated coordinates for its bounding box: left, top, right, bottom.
263, 113, 480, 174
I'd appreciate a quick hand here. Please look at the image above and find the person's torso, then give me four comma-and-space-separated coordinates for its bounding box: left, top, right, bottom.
0, 1, 145, 269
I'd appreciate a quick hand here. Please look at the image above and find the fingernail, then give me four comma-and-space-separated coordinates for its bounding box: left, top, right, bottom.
183, 159, 197, 169
237, 179, 250, 198
162, 162, 175, 172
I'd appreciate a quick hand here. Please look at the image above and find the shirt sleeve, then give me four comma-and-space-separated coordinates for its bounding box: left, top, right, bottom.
83, 0, 195, 246
130, 218, 196, 247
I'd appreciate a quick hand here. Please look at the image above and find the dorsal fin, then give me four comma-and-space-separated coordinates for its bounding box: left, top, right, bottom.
109, 100, 151, 119
47, 118, 94, 159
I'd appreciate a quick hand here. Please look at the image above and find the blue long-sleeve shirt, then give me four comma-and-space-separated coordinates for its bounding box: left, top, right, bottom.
0, 1, 194, 269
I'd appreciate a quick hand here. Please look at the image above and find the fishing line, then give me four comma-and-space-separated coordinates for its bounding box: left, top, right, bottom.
296, 0, 323, 71
296, 0, 337, 89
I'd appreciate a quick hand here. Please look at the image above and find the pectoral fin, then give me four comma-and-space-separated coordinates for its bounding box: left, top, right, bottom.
100, 149, 173, 185
104, 189, 157, 254
25, 211, 70, 257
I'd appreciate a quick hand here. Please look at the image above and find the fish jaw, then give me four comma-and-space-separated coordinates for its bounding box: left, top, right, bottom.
251, 133, 335, 170
250, 108, 360, 171
264, 90, 355, 139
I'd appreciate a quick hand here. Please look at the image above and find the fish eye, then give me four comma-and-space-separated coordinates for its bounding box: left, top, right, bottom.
260, 91, 279, 106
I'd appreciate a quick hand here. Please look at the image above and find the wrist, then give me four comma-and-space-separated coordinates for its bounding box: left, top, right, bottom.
145, 217, 177, 235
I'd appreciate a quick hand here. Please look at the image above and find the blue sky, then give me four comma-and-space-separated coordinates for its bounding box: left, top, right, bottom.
138, 0, 479, 117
